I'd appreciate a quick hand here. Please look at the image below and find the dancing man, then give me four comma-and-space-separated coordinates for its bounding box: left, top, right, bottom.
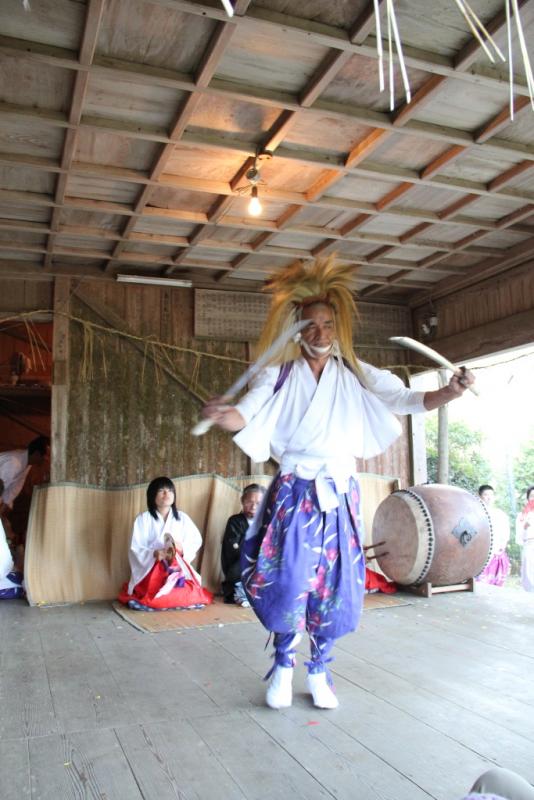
202, 257, 474, 710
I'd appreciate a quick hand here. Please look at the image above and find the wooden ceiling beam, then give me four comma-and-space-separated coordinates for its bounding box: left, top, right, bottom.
299, 50, 353, 107
234, 5, 534, 98
349, 0, 385, 44
108, 19, 237, 269
262, 110, 299, 152
437, 194, 479, 220
3, 22, 534, 160
399, 222, 434, 243
420, 146, 468, 180
365, 245, 395, 263
345, 129, 391, 169
1, 70, 532, 170
276, 205, 302, 229
453, 0, 533, 72
306, 170, 344, 203
339, 213, 373, 237
475, 96, 532, 143
488, 161, 534, 192
44, 0, 106, 270
392, 75, 448, 127
375, 183, 413, 211
0, 219, 50, 235
409, 239, 534, 307
495, 203, 534, 228
363, 195, 534, 297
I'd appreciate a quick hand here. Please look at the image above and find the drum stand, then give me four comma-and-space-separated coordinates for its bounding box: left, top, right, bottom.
406, 578, 476, 598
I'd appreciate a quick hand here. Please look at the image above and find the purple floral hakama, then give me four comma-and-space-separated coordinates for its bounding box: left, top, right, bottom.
241, 473, 365, 638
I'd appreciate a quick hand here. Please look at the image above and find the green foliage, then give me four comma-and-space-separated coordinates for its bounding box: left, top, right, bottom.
425, 416, 492, 493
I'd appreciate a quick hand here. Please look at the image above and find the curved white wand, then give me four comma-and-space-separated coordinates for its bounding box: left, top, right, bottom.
390, 336, 479, 397
191, 319, 312, 436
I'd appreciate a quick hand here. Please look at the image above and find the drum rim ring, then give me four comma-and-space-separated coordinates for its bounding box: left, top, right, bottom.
400, 489, 435, 584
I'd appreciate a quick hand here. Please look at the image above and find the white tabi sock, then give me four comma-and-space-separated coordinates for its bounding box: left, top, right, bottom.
307, 671, 339, 709
265, 666, 293, 709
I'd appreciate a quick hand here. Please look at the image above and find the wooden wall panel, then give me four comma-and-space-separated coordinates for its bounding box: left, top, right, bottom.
0, 279, 53, 315
0, 277, 417, 489
412, 261, 534, 363
64, 282, 250, 486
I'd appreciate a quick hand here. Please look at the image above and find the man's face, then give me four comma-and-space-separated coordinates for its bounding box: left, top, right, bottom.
300, 303, 336, 352
242, 491, 263, 519
480, 489, 495, 506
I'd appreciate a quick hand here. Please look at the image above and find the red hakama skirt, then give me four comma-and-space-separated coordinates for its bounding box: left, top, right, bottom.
118, 558, 213, 610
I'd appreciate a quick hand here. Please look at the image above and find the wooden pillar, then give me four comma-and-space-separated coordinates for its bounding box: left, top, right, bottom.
437, 369, 449, 484
410, 411, 427, 486
51, 277, 70, 483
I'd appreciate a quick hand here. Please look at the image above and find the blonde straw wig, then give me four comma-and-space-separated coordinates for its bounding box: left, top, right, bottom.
257, 255, 361, 375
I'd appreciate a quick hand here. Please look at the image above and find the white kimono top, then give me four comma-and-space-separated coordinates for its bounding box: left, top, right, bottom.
128, 509, 203, 594
486, 507, 510, 554
0, 450, 30, 509
0, 519, 14, 589
234, 357, 426, 511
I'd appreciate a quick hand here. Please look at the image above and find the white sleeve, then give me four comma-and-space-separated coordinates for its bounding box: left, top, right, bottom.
515, 514, 526, 545
0, 455, 29, 508
178, 512, 203, 563
0, 519, 14, 579
128, 513, 156, 583
361, 361, 426, 415
234, 365, 280, 425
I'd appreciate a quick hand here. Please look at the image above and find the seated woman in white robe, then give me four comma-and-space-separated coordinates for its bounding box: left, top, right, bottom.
0, 478, 24, 600
118, 476, 213, 610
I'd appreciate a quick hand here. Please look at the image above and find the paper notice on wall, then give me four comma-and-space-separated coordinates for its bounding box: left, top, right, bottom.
194, 289, 270, 341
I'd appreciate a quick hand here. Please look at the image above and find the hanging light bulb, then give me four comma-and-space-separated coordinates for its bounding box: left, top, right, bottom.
248, 186, 262, 217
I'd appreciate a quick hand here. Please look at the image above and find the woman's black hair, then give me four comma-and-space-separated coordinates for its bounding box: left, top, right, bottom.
527, 485, 534, 501
147, 476, 179, 521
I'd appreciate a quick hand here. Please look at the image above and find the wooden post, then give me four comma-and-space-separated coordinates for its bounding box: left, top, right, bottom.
410, 411, 427, 485
51, 277, 70, 483
246, 340, 264, 476
437, 368, 449, 484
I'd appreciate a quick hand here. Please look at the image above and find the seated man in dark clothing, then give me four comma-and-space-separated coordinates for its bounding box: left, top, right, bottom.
221, 484, 266, 605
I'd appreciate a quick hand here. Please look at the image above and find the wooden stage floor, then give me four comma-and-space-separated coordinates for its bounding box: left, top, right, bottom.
1, 585, 533, 800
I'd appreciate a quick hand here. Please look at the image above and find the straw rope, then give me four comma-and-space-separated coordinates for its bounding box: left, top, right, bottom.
2, 309, 531, 390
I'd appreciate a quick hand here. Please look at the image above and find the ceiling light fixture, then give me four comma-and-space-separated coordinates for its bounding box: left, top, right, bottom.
220, 0, 234, 17
248, 186, 262, 216
116, 274, 193, 288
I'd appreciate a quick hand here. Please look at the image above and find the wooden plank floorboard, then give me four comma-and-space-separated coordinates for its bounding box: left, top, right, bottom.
249, 704, 432, 800
115, 721, 248, 800
332, 644, 534, 780
191, 710, 335, 799
29, 729, 144, 800
1, 594, 533, 799
154, 629, 268, 709
39, 623, 136, 734
355, 612, 534, 708
0, 738, 30, 800
87, 622, 220, 722
395, 588, 534, 658
343, 606, 534, 740
0, 626, 58, 740
196, 620, 486, 799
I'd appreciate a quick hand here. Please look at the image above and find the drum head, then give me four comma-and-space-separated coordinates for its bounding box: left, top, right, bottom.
372, 491, 433, 585
372, 485, 492, 586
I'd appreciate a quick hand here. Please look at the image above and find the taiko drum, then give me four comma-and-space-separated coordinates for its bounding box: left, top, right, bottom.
371, 484, 492, 587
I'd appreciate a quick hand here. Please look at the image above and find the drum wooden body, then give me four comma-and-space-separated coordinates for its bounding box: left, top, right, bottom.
371, 484, 492, 586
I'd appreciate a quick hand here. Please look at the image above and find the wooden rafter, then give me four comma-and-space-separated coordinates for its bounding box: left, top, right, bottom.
44, 0, 106, 270
1, 0, 534, 305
